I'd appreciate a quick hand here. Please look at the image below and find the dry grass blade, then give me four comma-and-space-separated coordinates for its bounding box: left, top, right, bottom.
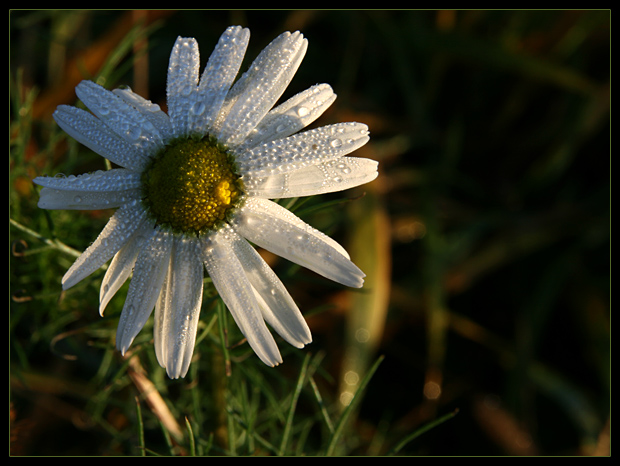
338, 188, 391, 412
124, 351, 183, 442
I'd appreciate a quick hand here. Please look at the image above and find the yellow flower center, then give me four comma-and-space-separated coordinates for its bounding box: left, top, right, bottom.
141, 136, 243, 235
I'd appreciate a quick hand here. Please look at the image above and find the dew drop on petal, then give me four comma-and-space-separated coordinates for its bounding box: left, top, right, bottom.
181, 85, 193, 97
339, 163, 351, 174
127, 126, 142, 141
190, 101, 206, 116
330, 138, 343, 148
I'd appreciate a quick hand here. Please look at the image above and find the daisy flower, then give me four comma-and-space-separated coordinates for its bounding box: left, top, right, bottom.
33, 26, 377, 379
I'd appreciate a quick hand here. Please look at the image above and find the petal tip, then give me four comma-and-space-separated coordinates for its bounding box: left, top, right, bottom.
61, 276, 74, 291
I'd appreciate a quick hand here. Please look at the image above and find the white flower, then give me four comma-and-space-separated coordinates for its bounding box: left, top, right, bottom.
34, 26, 377, 379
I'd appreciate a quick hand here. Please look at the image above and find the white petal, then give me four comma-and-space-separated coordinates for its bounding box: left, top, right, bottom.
231, 198, 365, 288
61, 200, 149, 290
236, 122, 370, 178
35, 187, 141, 210
226, 225, 312, 348
217, 31, 308, 147
166, 37, 201, 138
116, 227, 173, 355
75, 80, 165, 155
201, 229, 282, 367
52, 105, 150, 171
113, 87, 173, 143
153, 237, 204, 379
245, 156, 379, 199
190, 26, 250, 135
99, 220, 155, 316
239, 83, 337, 150
33, 169, 141, 192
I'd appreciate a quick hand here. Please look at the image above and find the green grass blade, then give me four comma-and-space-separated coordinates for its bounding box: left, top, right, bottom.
309, 376, 334, 434
324, 355, 384, 456
185, 416, 196, 457
135, 397, 146, 456
387, 408, 459, 455
278, 352, 311, 456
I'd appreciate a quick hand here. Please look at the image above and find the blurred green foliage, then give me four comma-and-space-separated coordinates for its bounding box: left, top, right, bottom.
10, 10, 609, 456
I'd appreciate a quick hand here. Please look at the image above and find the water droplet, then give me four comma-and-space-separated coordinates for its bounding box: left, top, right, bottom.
297, 106, 309, 117
190, 101, 205, 116
127, 126, 142, 141
73, 196, 82, 203
181, 85, 193, 97
330, 138, 343, 148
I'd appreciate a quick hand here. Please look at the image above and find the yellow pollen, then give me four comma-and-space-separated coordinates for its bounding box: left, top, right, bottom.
216, 181, 232, 205
141, 137, 243, 235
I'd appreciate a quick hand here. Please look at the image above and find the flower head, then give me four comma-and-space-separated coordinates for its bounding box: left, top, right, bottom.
34, 26, 377, 378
